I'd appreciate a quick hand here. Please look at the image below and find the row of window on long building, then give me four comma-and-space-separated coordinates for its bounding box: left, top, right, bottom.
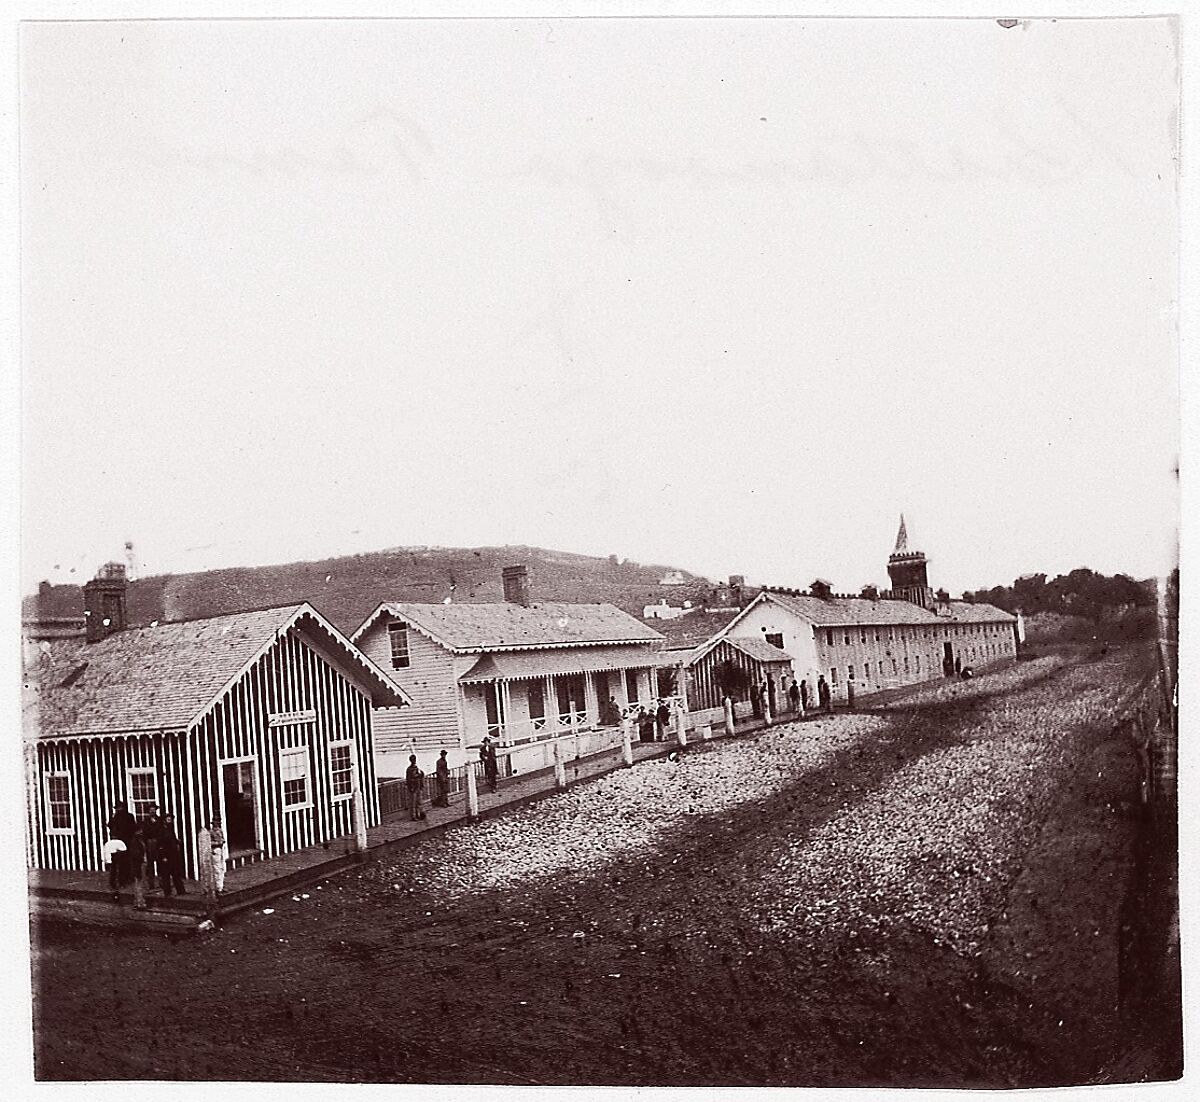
825, 622, 1008, 647
829, 640, 1009, 685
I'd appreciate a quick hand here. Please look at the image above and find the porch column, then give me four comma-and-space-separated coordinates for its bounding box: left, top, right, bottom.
500, 680, 513, 742
545, 675, 557, 731
583, 673, 600, 727
615, 667, 630, 710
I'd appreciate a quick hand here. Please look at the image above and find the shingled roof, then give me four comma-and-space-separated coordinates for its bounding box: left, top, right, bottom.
756, 591, 1014, 628
354, 601, 665, 652
26, 603, 408, 739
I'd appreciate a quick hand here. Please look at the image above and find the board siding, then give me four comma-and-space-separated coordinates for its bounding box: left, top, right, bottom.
358, 620, 463, 756
30, 625, 382, 876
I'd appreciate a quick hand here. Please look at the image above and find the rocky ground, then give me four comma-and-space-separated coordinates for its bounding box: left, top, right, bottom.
30, 645, 1180, 1086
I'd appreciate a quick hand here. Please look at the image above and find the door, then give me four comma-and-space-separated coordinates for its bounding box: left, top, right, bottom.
943, 641, 955, 676
220, 759, 259, 853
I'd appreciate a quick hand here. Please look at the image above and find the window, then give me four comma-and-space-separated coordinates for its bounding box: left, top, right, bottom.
875, 631, 880, 642
844, 633, 851, 645
625, 669, 639, 703
826, 629, 834, 646
388, 623, 410, 669
330, 742, 354, 800
765, 632, 784, 650
892, 659, 898, 674
127, 768, 158, 821
860, 631, 867, 644
915, 654, 921, 672
830, 667, 838, 684
280, 747, 310, 808
848, 665, 856, 680
904, 657, 910, 673
45, 772, 73, 833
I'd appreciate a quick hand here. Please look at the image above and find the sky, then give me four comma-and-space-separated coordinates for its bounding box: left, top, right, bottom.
19, 14, 1180, 599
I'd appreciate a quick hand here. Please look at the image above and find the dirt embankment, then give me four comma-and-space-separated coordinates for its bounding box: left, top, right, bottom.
30, 648, 1179, 1086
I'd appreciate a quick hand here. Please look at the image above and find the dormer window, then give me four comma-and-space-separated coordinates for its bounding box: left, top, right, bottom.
388, 623, 411, 669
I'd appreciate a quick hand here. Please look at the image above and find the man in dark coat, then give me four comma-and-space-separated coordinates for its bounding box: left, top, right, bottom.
139, 804, 163, 889
433, 750, 450, 807
799, 678, 810, 713
480, 737, 499, 793
405, 755, 425, 820
788, 679, 801, 715
656, 701, 671, 740
156, 813, 186, 897
818, 674, 833, 714
108, 801, 137, 844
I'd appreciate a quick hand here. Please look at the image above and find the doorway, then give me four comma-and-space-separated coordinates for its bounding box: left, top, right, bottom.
943, 641, 955, 677
220, 758, 259, 854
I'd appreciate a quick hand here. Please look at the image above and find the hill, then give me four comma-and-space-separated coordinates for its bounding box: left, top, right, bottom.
23, 545, 715, 636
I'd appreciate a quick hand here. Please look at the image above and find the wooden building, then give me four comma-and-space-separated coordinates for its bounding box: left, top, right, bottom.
352, 565, 665, 774
683, 635, 794, 713
24, 597, 408, 879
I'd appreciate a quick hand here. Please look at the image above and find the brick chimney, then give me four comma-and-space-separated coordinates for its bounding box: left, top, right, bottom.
502, 565, 531, 607
83, 561, 128, 643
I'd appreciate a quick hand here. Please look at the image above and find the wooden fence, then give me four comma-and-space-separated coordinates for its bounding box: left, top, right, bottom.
377, 754, 517, 819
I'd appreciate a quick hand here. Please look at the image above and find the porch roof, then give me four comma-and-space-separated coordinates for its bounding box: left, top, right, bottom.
459, 644, 661, 684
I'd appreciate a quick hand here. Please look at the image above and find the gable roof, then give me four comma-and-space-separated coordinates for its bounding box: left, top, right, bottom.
719, 589, 1015, 633
27, 603, 409, 740
353, 601, 665, 652
724, 636, 795, 664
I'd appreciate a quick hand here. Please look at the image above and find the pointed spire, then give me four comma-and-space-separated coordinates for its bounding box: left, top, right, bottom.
893, 513, 909, 555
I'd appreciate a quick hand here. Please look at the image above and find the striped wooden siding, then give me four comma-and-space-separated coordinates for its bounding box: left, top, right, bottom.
194, 627, 378, 864
31, 731, 185, 875
29, 626, 381, 877
358, 620, 463, 753
687, 640, 790, 711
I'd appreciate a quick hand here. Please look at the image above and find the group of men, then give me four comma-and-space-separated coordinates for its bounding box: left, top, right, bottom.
404, 740, 502, 821
102, 801, 187, 909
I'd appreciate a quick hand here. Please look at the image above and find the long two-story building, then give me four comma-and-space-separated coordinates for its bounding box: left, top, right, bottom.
703, 517, 1018, 704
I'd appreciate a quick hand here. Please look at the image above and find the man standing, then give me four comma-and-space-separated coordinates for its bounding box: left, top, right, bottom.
655, 700, 671, 741
480, 737, 499, 793
799, 678, 810, 714
107, 801, 136, 845
139, 803, 163, 893
156, 814, 186, 897
406, 754, 425, 820
818, 674, 833, 715
788, 678, 801, 715
434, 750, 450, 807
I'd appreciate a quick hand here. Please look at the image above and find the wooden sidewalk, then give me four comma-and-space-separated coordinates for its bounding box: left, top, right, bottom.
29, 722, 777, 932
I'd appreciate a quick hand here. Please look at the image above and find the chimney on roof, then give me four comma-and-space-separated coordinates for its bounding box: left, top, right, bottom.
502, 564, 531, 607
83, 561, 128, 643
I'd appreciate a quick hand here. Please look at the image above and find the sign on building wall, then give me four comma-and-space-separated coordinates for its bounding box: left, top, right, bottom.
268, 709, 317, 728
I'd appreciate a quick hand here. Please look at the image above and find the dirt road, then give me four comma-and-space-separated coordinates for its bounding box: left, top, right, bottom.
30, 648, 1180, 1086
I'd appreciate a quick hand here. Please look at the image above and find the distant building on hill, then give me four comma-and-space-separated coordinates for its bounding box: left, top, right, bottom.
659, 570, 688, 586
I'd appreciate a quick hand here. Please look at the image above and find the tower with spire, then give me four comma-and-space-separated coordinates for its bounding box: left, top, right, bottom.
885, 513, 935, 610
